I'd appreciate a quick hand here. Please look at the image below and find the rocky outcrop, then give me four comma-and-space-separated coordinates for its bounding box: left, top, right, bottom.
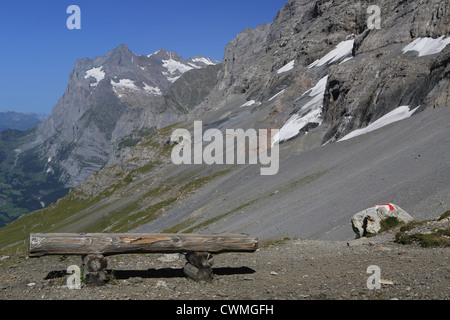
309, 0, 450, 144
197, 0, 449, 147
351, 203, 415, 237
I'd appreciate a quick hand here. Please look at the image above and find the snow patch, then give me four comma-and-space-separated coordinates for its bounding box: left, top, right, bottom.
147, 49, 162, 57
339, 56, 354, 65
110, 79, 140, 91
269, 89, 285, 102
112, 87, 123, 98
339, 106, 420, 142
84, 67, 105, 86
187, 63, 202, 69
143, 83, 162, 96
191, 57, 217, 66
163, 58, 193, 74
301, 76, 328, 98
277, 60, 295, 74
308, 39, 354, 68
241, 100, 256, 107
402, 36, 450, 57
272, 109, 322, 147
272, 76, 328, 146
167, 75, 181, 83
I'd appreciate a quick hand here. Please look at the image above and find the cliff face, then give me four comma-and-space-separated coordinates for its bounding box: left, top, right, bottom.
27, 46, 219, 187
196, 0, 449, 146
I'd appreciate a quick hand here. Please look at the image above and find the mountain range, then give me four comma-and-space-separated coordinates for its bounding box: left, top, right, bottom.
0, 0, 449, 252
0, 111, 46, 132
0, 47, 219, 227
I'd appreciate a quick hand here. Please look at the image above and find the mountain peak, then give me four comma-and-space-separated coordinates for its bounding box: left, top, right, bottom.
108, 43, 134, 57
147, 48, 173, 58
115, 43, 130, 51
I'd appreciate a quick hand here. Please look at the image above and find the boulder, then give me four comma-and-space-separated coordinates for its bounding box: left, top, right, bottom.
351, 203, 414, 237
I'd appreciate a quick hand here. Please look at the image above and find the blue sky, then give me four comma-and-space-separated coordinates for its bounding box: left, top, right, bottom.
0, 0, 287, 114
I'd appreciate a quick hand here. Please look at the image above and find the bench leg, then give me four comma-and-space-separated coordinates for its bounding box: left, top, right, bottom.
82, 254, 108, 286
183, 252, 214, 282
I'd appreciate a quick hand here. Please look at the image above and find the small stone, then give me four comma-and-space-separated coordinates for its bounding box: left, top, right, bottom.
156, 280, 168, 288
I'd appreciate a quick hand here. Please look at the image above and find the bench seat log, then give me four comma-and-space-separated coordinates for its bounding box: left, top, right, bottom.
29, 233, 259, 257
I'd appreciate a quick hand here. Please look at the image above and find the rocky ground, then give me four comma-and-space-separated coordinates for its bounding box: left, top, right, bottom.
0, 219, 448, 302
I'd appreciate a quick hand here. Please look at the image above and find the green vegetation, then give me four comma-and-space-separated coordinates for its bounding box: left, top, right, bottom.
117, 127, 156, 150
115, 198, 178, 233
378, 217, 404, 233
394, 211, 450, 248
135, 121, 187, 161
438, 211, 450, 221
0, 117, 238, 258
395, 220, 427, 233
139, 121, 185, 147
395, 227, 450, 248
0, 152, 233, 258
359, 216, 405, 238
0, 193, 103, 256
0, 130, 68, 227
180, 169, 231, 194
162, 217, 198, 234
132, 161, 160, 175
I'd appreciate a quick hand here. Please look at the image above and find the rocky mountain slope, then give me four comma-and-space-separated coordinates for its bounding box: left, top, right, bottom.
0, 47, 219, 225
31, 45, 219, 187
0, 0, 449, 254
193, 0, 449, 144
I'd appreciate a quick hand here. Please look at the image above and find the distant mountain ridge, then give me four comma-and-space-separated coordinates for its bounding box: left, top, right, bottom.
0, 111, 46, 131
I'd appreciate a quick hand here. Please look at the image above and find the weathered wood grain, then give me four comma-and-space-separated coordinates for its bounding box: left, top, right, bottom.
29, 233, 259, 257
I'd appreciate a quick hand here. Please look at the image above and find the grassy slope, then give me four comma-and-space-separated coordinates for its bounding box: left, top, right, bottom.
0, 123, 233, 257
0, 129, 68, 227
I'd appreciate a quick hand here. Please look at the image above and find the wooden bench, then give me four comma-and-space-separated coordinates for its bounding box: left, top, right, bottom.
29, 233, 259, 285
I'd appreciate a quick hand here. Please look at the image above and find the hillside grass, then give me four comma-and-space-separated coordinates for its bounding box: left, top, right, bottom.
0, 155, 233, 257
394, 211, 450, 248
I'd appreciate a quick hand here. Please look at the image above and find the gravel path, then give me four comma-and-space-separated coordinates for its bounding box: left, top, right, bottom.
0, 225, 448, 301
